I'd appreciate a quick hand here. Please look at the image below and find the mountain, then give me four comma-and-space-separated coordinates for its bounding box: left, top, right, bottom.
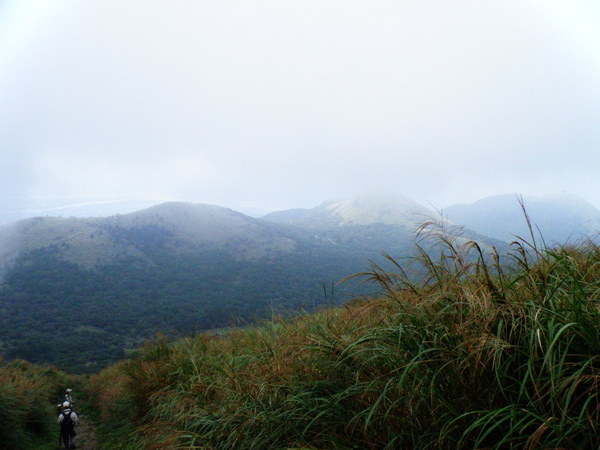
263, 191, 433, 254
444, 193, 600, 244
0, 191, 551, 374
263, 190, 505, 256
0, 202, 295, 275
2, 198, 440, 373
264, 190, 433, 227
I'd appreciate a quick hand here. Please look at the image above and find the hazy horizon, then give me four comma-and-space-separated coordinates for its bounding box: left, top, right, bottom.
0, 189, 596, 227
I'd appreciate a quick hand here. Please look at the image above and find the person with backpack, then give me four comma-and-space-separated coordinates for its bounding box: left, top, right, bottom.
57, 401, 78, 449
64, 388, 74, 408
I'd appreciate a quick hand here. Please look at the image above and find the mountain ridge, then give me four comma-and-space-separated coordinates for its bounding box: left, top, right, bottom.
444, 192, 600, 244
1, 190, 598, 373
263, 191, 436, 228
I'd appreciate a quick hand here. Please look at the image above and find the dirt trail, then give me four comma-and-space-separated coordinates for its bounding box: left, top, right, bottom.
74, 414, 99, 450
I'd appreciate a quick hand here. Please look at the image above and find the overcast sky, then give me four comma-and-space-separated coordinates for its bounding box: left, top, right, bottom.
1, 1, 599, 218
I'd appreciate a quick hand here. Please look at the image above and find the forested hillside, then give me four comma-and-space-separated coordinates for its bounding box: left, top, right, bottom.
0, 199, 436, 373
0, 216, 369, 373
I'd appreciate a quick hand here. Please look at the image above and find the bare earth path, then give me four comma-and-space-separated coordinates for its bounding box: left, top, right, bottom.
74, 414, 99, 450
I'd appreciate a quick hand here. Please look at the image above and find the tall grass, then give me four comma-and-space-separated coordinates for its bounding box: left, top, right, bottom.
0, 359, 73, 449
88, 217, 600, 449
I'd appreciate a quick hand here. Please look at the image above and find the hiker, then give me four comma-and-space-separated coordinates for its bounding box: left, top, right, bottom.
58, 401, 78, 449
64, 388, 75, 408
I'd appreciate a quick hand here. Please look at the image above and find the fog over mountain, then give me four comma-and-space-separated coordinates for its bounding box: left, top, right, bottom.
444, 193, 600, 244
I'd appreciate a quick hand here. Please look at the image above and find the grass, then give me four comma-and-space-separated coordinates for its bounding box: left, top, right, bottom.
0, 359, 74, 449
73, 215, 600, 448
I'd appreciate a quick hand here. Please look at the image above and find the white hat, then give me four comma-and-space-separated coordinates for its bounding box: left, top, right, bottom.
62, 401, 70, 408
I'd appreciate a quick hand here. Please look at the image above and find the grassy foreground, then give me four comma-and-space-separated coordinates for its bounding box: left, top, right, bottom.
82, 221, 600, 449
0, 359, 75, 449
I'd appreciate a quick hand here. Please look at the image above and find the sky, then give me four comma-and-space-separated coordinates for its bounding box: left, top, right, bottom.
1, 0, 599, 220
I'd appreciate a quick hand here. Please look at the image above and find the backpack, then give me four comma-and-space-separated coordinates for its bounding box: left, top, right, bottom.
61, 411, 75, 433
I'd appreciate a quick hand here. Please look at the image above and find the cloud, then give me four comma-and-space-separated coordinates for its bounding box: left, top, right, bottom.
1, 1, 599, 216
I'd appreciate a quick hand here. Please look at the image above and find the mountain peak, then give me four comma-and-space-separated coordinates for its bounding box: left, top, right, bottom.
263, 190, 437, 229
324, 191, 435, 226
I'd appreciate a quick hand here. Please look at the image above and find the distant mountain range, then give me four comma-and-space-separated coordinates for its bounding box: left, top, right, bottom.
0, 190, 598, 373
444, 193, 600, 244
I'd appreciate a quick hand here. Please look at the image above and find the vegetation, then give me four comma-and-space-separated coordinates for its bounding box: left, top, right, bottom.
3, 209, 600, 448
0, 200, 485, 374
0, 358, 75, 449
0, 231, 373, 374
78, 220, 600, 448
